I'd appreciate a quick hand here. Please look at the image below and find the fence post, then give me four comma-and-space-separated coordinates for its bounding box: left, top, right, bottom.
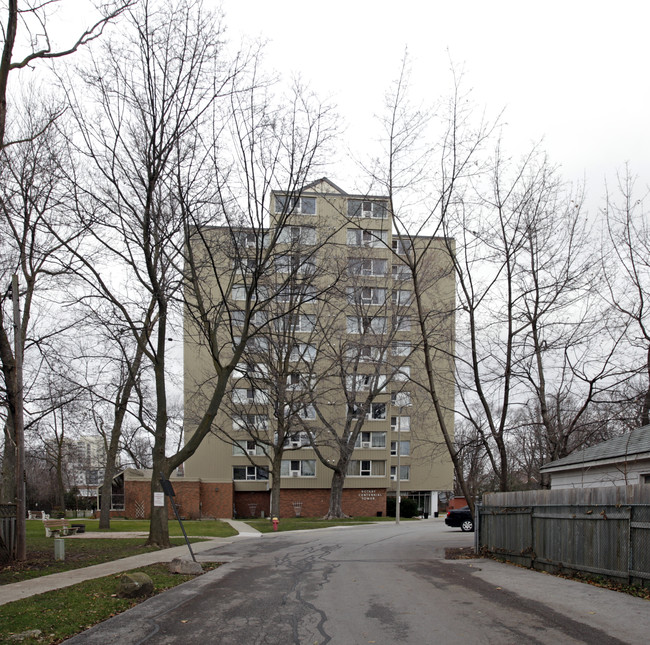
530, 505, 535, 568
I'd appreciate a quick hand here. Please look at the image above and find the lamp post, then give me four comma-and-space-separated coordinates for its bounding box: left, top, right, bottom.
394, 398, 411, 526
396, 409, 402, 525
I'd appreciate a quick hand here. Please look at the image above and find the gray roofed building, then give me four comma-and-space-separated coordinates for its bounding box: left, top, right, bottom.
540, 425, 650, 489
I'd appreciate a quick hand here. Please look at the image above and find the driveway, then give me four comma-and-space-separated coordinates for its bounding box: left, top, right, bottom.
64, 519, 649, 644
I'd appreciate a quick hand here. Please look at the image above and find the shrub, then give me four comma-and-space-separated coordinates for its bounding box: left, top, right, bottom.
386, 496, 419, 518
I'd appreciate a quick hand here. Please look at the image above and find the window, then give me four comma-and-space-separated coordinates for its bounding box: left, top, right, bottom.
346, 373, 387, 392
232, 284, 247, 301
232, 414, 269, 432
642, 474, 650, 484
368, 402, 387, 420
277, 226, 317, 245
392, 289, 413, 306
246, 336, 269, 352
275, 314, 316, 333
391, 392, 411, 407
348, 258, 388, 277
276, 284, 316, 302
296, 404, 316, 420
392, 315, 412, 332
276, 254, 316, 276
283, 432, 311, 449
346, 343, 382, 362
348, 402, 366, 419
233, 465, 268, 481
393, 366, 410, 382
232, 362, 268, 379
289, 343, 317, 362
392, 264, 410, 279
347, 286, 387, 306
390, 440, 410, 456
232, 388, 269, 404
391, 341, 411, 356
390, 416, 411, 431
392, 238, 412, 255
347, 199, 388, 219
234, 257, 258, 273
347, 316, 387, 335
347, 229, 388, 248
390, 465, 410, 481
233, 231, 257, 249
348, 460, 386, 476
232, 284, 268, 301
281, 459, 316, 477
231, 310, 267, 327
355, 431, 386, 449
233, 441, 265, 456
286, 372, 314, 391
275, 195, 316, 215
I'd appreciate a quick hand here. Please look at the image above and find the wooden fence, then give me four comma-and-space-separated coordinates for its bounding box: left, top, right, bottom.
478, 486, 650, 587
0, 504, 17, 561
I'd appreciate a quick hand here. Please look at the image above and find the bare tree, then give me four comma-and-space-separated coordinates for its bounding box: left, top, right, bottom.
302, 245, 413, 518
604, 168, 650, 426
0, 0, 133, 149
366, 61, 492, 513
209, 244, 336, 518
62, 0, 335, 546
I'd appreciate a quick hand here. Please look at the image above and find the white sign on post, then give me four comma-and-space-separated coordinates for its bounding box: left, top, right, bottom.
154, 492, 165, 507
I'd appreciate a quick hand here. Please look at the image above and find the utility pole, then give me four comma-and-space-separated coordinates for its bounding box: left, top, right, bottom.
12, 274, 26, 560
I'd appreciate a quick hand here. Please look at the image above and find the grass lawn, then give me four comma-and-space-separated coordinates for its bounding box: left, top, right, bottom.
55, 518, 238, 537
0, 563, 219, 644
0, 520, 236, 586
243, 515, 400, 533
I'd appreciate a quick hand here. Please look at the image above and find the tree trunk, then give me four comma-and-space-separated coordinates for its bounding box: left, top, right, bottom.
1, 416, 15, 504
98, 433, 121, 530
269, 452, 283, 518
147, 488, 170, 548
55, 451, 65, 511
324, 468, 348, 519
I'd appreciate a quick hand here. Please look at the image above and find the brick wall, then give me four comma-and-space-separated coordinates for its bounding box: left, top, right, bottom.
235, 487, 387, 519
122, 480, 233, 520
199, 482, 233, 519
121, 479, 385, 519
235, 491, 270, 518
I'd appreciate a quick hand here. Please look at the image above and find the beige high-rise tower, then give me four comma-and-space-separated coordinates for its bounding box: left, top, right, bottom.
183, 178, 455, 518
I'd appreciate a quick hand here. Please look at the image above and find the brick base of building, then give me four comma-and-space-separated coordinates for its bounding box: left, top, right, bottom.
119, 479, 234, 520
235, 487, 386, 519
118, 479, 386, 520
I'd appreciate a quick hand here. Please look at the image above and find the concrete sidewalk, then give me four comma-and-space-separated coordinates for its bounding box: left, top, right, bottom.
0, 519, 261, 607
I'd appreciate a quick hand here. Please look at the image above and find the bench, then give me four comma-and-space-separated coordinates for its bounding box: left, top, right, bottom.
28, 510, 50, 520
43, 519, 77, 537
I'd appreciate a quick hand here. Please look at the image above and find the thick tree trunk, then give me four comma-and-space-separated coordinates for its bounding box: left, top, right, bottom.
324, 468, 348, 519
98, 433, 121, 530
269, 452, 283, 518
55, 452, 65, 511
1, 417, 15, 504
146, 452, 170, 548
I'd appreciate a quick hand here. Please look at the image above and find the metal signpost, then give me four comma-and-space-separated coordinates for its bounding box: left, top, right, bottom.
159, 472, 196, 562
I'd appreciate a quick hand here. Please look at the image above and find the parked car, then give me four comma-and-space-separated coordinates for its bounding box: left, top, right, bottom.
444, 506, 474, 532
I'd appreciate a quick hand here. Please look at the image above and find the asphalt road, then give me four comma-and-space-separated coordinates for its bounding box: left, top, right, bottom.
64, 519, 649, 644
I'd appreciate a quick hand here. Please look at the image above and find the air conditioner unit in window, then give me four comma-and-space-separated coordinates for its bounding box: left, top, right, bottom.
291, 471, 299, 477
246, 449, 257, 456
361, 441, 371, 448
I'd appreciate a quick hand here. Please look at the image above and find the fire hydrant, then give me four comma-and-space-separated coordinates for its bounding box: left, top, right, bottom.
272, 516, 279, 531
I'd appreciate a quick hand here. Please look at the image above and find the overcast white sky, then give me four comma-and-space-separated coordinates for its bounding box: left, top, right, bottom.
221, 0, 650, 209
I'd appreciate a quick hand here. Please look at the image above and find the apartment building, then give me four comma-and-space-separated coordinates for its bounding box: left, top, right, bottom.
182, 178, 454, 518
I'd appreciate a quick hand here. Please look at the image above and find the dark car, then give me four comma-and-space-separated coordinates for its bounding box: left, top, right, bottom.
444, 506, 474, 532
